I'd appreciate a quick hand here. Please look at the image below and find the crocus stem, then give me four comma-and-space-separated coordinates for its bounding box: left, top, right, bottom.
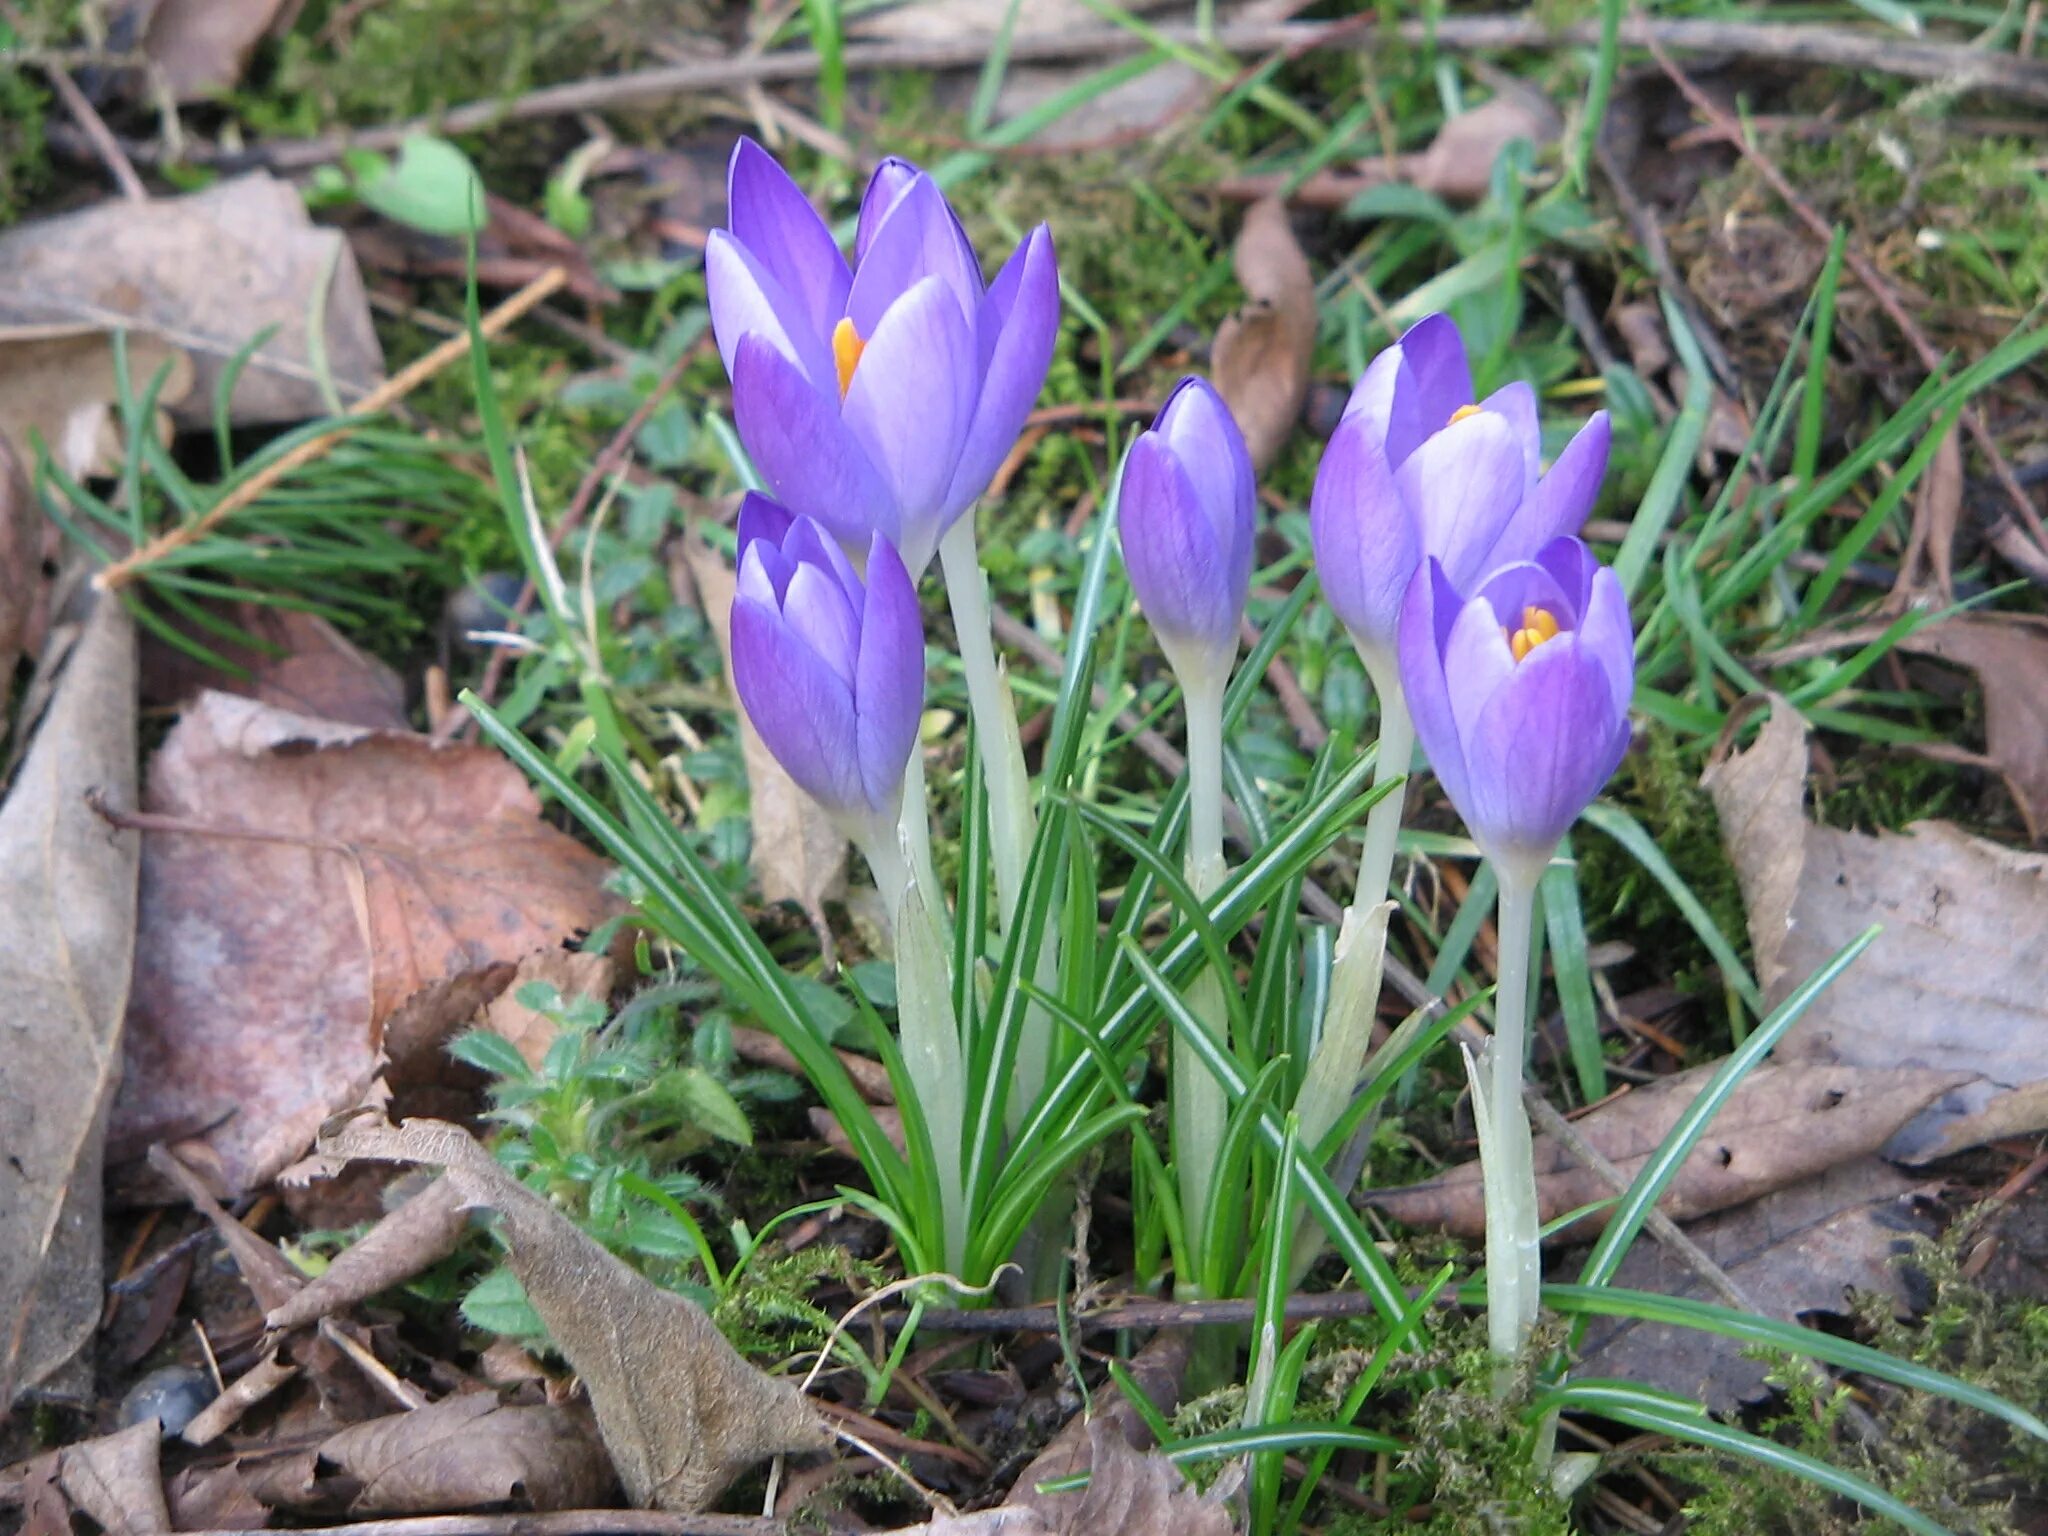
851, 818, 913, 933
1172, 666, 1231, 1294
1481, 860, 1545, 1387
1351, 664, 1415, 917
899, 745, 946, 939
1184, 670, 1228, 894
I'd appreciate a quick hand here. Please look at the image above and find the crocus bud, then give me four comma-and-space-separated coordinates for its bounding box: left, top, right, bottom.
730, 495, 925, 841
1398, 537, 1633, 881
708, 140, 1061, 575
1311, 313, 1610, 676
1118, 376, 1257, 690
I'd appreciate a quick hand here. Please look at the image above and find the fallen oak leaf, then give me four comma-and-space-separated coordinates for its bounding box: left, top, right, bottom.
317, 1115, 828, 1512
1367, 1062, 1972, 1241
140, 601, 409, 731
1210, 197, 1316, 473
54, 1420, 170, 1536
483, 948, 616, 1071
1896, 612, 2048, 842
312, 1393, 615, 1515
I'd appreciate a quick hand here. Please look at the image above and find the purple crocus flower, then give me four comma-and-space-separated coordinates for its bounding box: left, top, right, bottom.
1117, 377, 1257, 687
730, 493, 924, 836
1398, 536, 1633, 877
1311, 313, 1611, 675
707, 140, 1060, 576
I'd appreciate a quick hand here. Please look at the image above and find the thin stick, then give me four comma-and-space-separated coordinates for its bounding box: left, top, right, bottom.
0, 0, 147, 201
90, 15, 2048, 173
93, 267, 570, 594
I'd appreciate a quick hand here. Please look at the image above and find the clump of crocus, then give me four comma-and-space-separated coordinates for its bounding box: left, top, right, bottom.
707, 141, 1059, 578
1398, 535, 1634, 1375
1117, 375, 1256, 1288
729, 493, 925, 902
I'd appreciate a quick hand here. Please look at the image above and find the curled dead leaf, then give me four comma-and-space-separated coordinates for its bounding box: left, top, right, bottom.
266, 1176, 470, 1331
313, 1393, 615, 1515
1211, 198, 1316, 473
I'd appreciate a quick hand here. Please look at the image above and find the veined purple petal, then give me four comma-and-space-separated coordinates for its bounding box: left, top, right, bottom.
1439, 592, 1516, 755
1156, 376, 1255, 562
846, 172, 982, 334
839, 275, 978, 571
1392, 313, 1475, 440
706, 231, 835, 393
1573, 559, 1635, 720
731, 334, 895, 548
1461, 635, 1625, 859
1397, 559, 1472, 810
737, 539, 789, 607
1120, 432, 1238, 660
736, 491, 795, 561
857, 157, 921, 263
1494, 410, 1610, 566
1395, 411, 1527, 588
1309, 412, 1417, 658
1479, 379, 1541, 491
852, 535, 925, 814
1471, 558, 1580, 635
783, 515, 865, 610
726, 139, 851, 351
943, 223, 1059, 520
782, 561, 861, 689
1339, 349, 1419, 469
732, 593, 863, 815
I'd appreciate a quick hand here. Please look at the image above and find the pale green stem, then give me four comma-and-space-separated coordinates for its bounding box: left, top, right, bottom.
898, 745, 946, 940
1482, 860, 1545, 1386
1350, 657, 1415, 919
1172, 666, 1231, 1293
1184, 670, 1228, 894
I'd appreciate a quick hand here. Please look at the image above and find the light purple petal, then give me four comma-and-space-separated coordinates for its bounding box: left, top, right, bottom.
1392, 313, 1475, 440
942, 223, 1059, 520
726, 139, 851, 350
731, 593, 862, 815
1120, 432, 1236, 658
1157, 376, 1256, 565
731, 334, 896, 548
706, 231, 834, 393
1472, 557, 1580, 635
839, 275, 978, 572
1574, 560, 1635, 721
846, 172, 982, 335
1494, 410, 1610, 565
782, 561, 861, 689
736, 491, 795, 561
857, 158, 921, 263
1439, 593, 1516, 755
1461, 635, 1624, 861
1532, 535, 1600, 614
1479, 379, 1541, 491
1396, 411, 1529, 587
1309, 413, 1417, 657
784, 515, 865, 610
1397, 559, 1472, 809
737, 540, 787, 607
853, 535, 925, 814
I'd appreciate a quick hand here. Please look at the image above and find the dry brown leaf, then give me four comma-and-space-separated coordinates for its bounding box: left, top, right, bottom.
1896, 613, 2048, 842
147, 1144, 304, 1316
735, 1023, 894, 1103
1004, 1331, 1191, 1527
810, 1103, 906, 1159
141, 602, 408, 730
136, 0, 292, 99
0, 174, 382, 428
1369, 1062, 1969, 1241
317, 1116, 828, 1511
1705, 697, 2048, 1160
112, 691, 616, 1193
484, 948, 617, 1071
681, 531, 847, 925
310, 1393, 615, 1515
0, 325, 194, 479
1002, 1419, 1232, 1536
180, 1349, 299, 1446
266, 1176, 469, 1331
0, 436, 33, 687
56, 1420, 171, 1536
0, 585, 137, 1409
1892, 426, 1963, 606
1575, 1158, 1934, 1412
165, 1461, 270, 1531
1211, 198, 1315, 473
1411, 93, 1562, 201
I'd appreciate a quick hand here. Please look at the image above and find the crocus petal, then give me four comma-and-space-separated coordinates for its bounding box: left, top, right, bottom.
1157, 376, 1255, 562
1396, 411, 1528, 587
1472, 558, 1580, 636
731, 594, 862, 815
736, 491, 795, 560
1338, 347, 1418, 466
1438, 593, 1516, 756
1572, 558, 1635, 720
726, 139, 851, 350
782, 561, 862, 689
1397, 558, 1472, 809
732, 334, 896, 548
1462, 636, 1626, 860
1493, 411, 1610, 566
737, 540, 789, 607
853, 535, 925, 814
857, 158, 921, 264
1478, 379, 1541, 491
839, 275, 978, 571
943, 223, 1059, 520
1119, 432, 1236, 661
1392, 313, 1476, 439
846, 173, 983, 334
1309, 413, 1417, 658
784, 515, 865, 610
706, 231, 835, 393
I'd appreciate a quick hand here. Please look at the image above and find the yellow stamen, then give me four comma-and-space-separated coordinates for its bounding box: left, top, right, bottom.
1507, 605, 1561, 663
1448, 402, 1485, 424
832, 317, 867, 399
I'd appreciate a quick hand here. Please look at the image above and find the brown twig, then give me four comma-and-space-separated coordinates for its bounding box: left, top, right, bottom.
914, 1288, 1409, 1335
0, 0, 146, 200
1644, 30, 2048, 560
93, 267, 571, 594
79, 16, 2048, 173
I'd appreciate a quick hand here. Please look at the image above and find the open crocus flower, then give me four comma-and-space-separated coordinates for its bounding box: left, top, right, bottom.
1117, 376, 1257, 691
730, 493, 924, 846
1398, 536, 1633, 880
707, 141, 1060, 576
1310, 313, 1611, 676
